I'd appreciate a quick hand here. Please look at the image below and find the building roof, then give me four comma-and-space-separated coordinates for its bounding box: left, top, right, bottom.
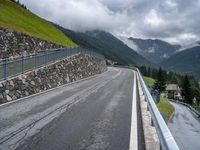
166, 84, 180, 91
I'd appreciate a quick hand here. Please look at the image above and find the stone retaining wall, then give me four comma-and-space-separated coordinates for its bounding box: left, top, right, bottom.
0, 28, 64, 59
0, 54, 107, 104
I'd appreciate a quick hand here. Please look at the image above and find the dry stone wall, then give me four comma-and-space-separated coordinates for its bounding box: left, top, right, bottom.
0, 54, 107, 104
0, 28, 64, 59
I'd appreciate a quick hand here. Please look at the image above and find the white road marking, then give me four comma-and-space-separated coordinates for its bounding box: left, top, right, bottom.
129, 71, 138, 150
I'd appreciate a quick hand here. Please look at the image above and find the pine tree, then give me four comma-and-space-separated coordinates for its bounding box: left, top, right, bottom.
147, 67, 151, 77
182, 75, 193, 104
170, 74, 179, 84
152, 68, 158, 79
140, 66, 147, 76
153, 67, 166, 93
192, 87, 200, 103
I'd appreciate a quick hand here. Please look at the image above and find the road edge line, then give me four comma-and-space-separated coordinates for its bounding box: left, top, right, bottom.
129, 71, 138, 150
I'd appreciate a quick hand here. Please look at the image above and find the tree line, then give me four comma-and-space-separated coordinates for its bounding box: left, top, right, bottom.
10, 0, 28, 10
139, 66, 200, 104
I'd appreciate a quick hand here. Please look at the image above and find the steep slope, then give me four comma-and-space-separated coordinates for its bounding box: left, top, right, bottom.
161, 46, 200, 78
127, 37, 181, 64
55, 25, 154, 66
0, 0, 76, 47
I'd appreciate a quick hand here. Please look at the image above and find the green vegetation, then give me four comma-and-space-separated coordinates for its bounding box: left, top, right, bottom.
143, 75, 175, 120
193, 103, 200, 112
157, 96, 175, 120
0, 0, 76, 47
182, 75, 193, 104
144, 76, 155, 87
154, 68, 166, 93
140, 66, 200, 104
161, 46, 200, 79
142, 66, 200, 120
143, 74, 174, 120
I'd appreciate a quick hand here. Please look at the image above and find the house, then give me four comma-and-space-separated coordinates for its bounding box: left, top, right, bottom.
166, 84, 182, 100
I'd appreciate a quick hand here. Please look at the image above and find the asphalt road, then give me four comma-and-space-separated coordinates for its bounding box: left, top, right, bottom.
169, 102, 200, 150
0, 67, 138, 150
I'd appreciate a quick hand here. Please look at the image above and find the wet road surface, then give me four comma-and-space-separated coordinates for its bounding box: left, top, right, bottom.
0, 67, 138, 150
169, 102, 200, 150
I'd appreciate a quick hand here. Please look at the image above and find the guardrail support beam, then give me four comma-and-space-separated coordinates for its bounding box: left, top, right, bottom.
4, 58, 7, 80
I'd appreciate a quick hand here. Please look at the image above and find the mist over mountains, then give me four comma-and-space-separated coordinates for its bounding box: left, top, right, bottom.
54, 24, 153, 67
119, 36, 200, 78
120, 37, 181, 64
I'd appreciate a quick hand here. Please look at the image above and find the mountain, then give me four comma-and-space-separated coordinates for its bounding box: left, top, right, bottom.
55, 25, 154, 66
126, 37, 181, 64
0, 0, 76, 47
160, 46, 200, 78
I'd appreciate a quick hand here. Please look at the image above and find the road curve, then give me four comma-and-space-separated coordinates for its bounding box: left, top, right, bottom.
169, 102, 200, 150
0, 67, 138, 150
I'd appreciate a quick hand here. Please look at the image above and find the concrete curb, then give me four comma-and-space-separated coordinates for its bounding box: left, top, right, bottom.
169, 111, 175, 122
165, 99, 175, 122
136, 73, 160, 150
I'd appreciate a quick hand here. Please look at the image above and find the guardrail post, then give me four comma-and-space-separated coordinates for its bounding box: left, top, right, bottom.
69, 49, 71, 56
22, 55, 24, 74
4, 58, 7, 80
151, 118, 154, 126
34, 53, 36, 68
160, 144, 162, 150
147, 103, 150, 111
65, 49, 67, 57
53, 51, 56, 62
45, 51, 47, 66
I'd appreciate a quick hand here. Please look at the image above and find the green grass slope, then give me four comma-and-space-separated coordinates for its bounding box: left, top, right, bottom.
157, 96, 175, 120
144, 76, 155, 87
0, 0, 76, 47
143, 76, 174, 120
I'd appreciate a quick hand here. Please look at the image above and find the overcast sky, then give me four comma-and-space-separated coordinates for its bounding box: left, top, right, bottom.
20, 0, 200, 46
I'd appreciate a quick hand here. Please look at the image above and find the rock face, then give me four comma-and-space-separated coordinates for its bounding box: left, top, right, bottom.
0, 28, 64, 59
0, 54, 107, 104
128, 37, 181, 64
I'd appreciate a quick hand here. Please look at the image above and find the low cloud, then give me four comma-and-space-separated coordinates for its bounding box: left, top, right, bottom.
20, 0, 130, 32
21, 0, 200, 46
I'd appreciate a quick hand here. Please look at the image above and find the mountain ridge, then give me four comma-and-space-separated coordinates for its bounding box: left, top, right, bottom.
54, 24, 154, 67
122, 37, 181, 64
160, 46, 200, 78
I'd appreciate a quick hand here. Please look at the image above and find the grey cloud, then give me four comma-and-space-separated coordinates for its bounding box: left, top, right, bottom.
20, 0, 200, 46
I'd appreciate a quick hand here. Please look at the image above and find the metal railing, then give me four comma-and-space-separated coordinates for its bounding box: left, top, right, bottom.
169, 99, 200, 117
0, 48, 104, 81
113, 65, 179, 150
136, 68, 179, 150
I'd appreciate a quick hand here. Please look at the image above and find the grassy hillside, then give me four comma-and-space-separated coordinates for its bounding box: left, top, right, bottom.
157, 96, 175, 120
144, 76, 155, 87
0, 0, 76, 47
143, 76, 174, 120
160, 46, 200, 79
55, 24, 154, 67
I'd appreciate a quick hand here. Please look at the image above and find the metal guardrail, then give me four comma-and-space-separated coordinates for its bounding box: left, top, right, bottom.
0, 48, 104, 81
113, 65, 179, 150
170, 99, 200, 117
136, 68, 179, 150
